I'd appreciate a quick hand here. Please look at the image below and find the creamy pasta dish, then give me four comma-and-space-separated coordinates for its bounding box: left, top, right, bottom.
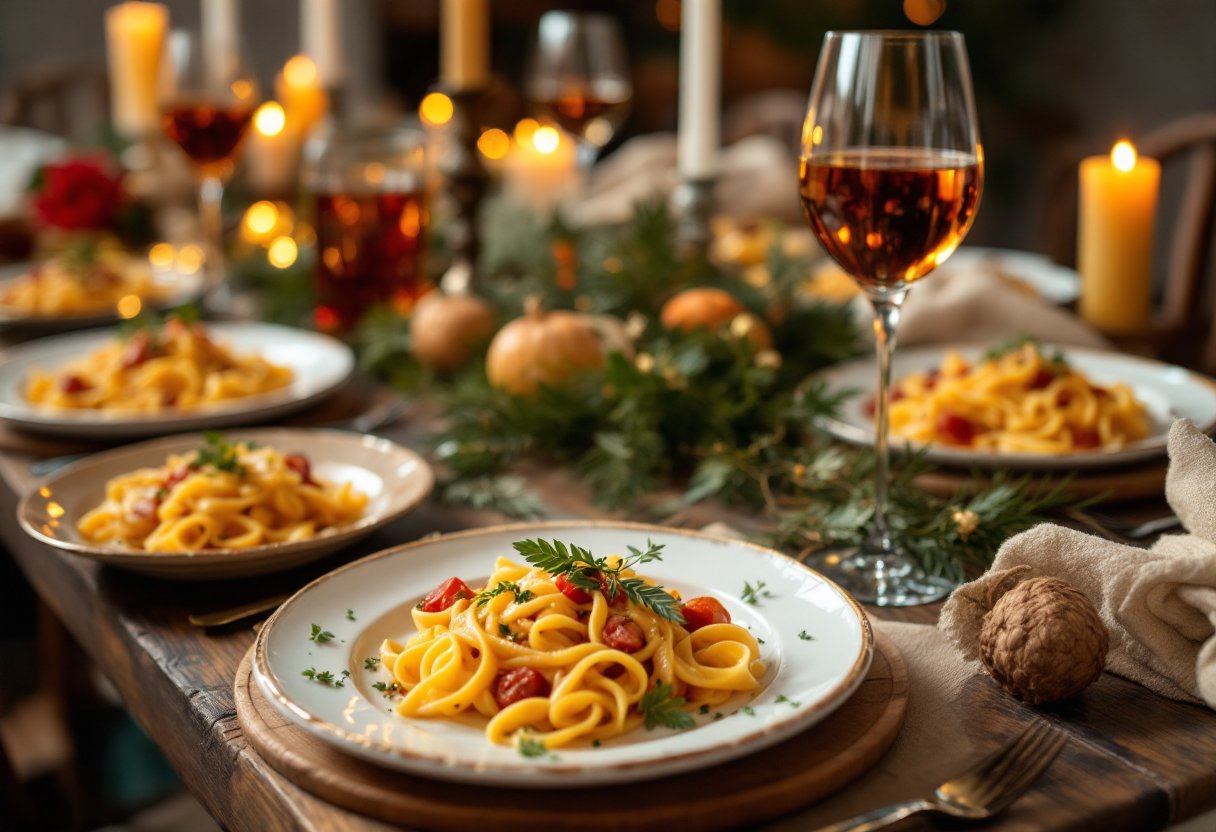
0, 243, 167, 317
884, 341, 1150, 453
376, 539, 764, 753
24, 318, 293, 411
78, 433, 367, 551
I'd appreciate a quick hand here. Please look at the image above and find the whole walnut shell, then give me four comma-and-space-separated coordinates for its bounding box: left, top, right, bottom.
978, 576, 1109, 705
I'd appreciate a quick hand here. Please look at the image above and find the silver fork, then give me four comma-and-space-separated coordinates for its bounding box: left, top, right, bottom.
813, 721, 1067, 832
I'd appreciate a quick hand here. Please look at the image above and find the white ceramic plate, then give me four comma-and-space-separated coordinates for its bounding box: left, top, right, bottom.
0, 260, 206, 334
814, 344, 1216, 471
17, 428, 434, 580
0, 322, 354, 438
936, 247, 1080, 305
252, 521, 873, 788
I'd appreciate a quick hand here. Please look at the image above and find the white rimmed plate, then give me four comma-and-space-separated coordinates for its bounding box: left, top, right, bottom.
0, 322, 354, 438
252, 521, 873, 788
0, 260, 207, 335
17, 428, 434, 580
814, 344, 1216, 471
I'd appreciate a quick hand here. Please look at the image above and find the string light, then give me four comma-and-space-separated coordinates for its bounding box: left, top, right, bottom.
420, 92, 453, 126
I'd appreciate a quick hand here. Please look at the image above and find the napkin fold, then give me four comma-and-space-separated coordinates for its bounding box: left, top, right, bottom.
940, 418, 1216, 709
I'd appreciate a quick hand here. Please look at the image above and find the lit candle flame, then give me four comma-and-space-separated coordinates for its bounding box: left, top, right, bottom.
420, 92, 453, 126
532, 126, 560, 154
284, 55, 318, 88
1112, 140, 1137, 172
254, 102, 286, 136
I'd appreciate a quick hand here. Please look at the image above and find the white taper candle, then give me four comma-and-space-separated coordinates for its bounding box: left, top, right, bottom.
678, 0, 720, 179
301, 0, 345, 88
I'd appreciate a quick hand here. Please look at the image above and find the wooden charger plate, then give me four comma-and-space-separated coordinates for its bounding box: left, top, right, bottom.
914, 458, 1167, 503
234, 630, 909, 832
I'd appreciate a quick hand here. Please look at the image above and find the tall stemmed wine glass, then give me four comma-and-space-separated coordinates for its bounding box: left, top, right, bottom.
527, 11, 632, 168
799, 31, 983, 605
160, 28, 259, 309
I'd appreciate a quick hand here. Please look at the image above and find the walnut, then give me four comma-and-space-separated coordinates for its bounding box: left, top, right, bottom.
978, 576, 1109, 705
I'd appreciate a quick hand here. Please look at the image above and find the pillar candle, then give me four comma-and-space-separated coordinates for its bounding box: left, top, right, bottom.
503, 123, 580, 212
276, 55, 329, 139
246, 101, 299, 195
301, 0, 344, 88
441, 0, 490, 91
1078, 140, 1160, 335
202, 0, 239, 92
678, 0, 720, 179
105, 2, 169, 138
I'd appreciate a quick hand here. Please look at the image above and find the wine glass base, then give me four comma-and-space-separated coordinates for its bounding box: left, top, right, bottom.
804, 545, 955, 607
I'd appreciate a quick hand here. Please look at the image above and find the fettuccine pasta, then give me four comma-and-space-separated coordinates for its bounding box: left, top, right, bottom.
24, 317, 292, 411
0, 242, 167, 316
378, 541, 765, 752
886, 342, 1150, 453
77, 434, 367, 551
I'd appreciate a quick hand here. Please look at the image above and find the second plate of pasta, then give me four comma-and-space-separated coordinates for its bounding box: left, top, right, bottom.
18, 428, 434, 579
252, 522, 872, 787
813, 343, 1216, 470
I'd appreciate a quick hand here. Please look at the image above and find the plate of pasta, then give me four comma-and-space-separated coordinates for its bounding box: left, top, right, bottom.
0, 246, 204, 334
0, 319, 353, 437
18, 428, 434, 579
813, 341, 1216, 470
251, 521, 873, 787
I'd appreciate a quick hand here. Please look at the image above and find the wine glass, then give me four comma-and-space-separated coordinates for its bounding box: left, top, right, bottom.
159, 27, 259, 308
526, 11, 632, 168
799, 31, 983, 605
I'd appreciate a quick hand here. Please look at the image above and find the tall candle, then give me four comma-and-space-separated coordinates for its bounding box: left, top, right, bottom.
301, 0, 344, 88
246, 101, 299, 195
276, 55, 329, 139
202, 0, 239, 92
1078, 140, 1160, 335
678, 0, 720, 179
441, 0, 490, 91
105, 2, 169, 137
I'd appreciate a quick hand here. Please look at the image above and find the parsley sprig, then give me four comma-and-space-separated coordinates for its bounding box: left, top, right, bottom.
513, 538, 684, 624
518, 732, 558, 759
301, 668, 344, 687
309, 624, 335, 643
191, 431, 246, 477
475, 581, 535, 608
741, 580, 771, 605
639, 682, 695, 731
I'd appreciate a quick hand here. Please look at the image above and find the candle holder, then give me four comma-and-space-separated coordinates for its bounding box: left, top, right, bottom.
672, 176, 718, 254
438, 88, 490, 294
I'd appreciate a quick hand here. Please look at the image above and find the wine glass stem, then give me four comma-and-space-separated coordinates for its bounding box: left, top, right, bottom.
870, 291, 907, 553
199, 175, 224, 284
575, 138, 598, 172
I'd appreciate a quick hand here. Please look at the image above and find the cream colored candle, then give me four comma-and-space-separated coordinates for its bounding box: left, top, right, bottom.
300, 0, 344, 88
441, 0, 490, 90
275, 55, 329, 139
503, 120, 580, 212
678, 0, 720, 179
105, 2, 169, 137
245, 102, 299, 194
1078, 140, 1160, 335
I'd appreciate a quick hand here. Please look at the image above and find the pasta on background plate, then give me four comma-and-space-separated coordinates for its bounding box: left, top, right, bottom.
882, 341, 1150, 454
0, 240, 169, 317
377, 539, 765, 753
78, 433, 367, 551
25, 317, 293, 411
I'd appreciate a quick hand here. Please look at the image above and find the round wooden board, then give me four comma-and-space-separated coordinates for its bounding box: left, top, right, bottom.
234, 630, 908, 832
914, 459, 1167, 503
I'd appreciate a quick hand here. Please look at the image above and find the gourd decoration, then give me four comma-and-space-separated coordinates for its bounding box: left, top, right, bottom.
486, 296, 607, 396
410, 291, 496, 373
659, 287, 773, 350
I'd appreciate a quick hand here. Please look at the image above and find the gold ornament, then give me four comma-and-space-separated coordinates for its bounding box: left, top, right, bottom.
952, 508, 980, 540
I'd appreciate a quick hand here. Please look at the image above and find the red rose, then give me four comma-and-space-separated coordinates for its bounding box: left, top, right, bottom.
31, 157, 123, 231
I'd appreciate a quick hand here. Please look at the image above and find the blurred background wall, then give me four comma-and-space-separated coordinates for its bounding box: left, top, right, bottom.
0, 0, 1212, 260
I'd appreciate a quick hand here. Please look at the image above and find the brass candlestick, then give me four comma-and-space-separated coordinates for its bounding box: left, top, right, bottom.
438, 89, 489, 294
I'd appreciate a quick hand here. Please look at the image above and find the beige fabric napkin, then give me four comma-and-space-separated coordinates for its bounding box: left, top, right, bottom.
939, 418, 1216, 709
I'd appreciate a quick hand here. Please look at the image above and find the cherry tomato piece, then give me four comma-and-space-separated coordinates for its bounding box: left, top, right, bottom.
122, 331, 153, 369
419, 577, 473, 613
284, 454, 315, 485
596, 573, 625, 606
937, 412, 979, 446
681, 596, 731, 632
555, 573, 592, 604
602, 614, 645, 653
1073, 427, 1101, 448
126, 495, 159, 523
60, 374, 90, 394
493, 667, 550, 709
1029, 368, 1055, 390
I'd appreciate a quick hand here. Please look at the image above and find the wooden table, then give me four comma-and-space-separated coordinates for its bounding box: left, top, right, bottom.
3, 405, 1215, 832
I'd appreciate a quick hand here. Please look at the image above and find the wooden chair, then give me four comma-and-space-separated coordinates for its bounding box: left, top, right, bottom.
0, 62, 109, 140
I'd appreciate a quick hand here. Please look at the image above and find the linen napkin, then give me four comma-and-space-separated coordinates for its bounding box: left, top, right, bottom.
939, 418, 1216, 709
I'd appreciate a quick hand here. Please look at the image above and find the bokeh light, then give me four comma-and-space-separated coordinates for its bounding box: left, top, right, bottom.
514, 118, 540, 145
533, 125, 561, 154
148, 242, 175, 268
420, 92, 454, 126
254, 102, 286, 136
283, 55, 318, 87
477, 128, 510, 160
268, 236, 299, 268
245, 201, 279, 236
656, 0, 681, 31
176, 245, 204, 274
116, 295, 142, 318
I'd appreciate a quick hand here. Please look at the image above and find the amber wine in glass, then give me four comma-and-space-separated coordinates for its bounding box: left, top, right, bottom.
799, 32, 983, 605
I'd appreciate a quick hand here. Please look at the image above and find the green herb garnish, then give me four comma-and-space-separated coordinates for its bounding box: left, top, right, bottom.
741, 706, 755, 716
639, 682, 696, 731
713, 712, 723, 720
364, 657, 380, 670
191, 431, 246, 476
699, 704, 710, 715
775, 694, 800, 707
798, 630, 815, 641
346, 609, 356, 621
476, 581, 534, 608
741, 580, 771, 605
514, 538, 683, 624
309, 624, 334, 644
518, 733, 557, 759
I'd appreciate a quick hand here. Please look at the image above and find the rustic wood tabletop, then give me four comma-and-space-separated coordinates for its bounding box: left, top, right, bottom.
2, 394, 1215, 832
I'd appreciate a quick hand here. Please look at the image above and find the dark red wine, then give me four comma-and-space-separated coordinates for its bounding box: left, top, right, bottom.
313, 192, 428, 331
799, 149, 981, 291
161, 101, 253, 169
